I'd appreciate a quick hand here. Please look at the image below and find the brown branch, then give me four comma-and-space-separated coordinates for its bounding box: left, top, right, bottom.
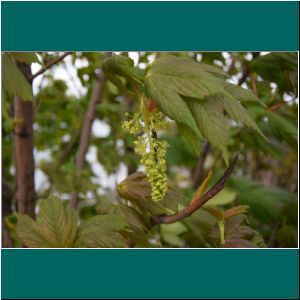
30, 52, 72, 80
151, 154, 239, 225
70, 52, 112, 208
14, 62, 36, 218
74, 73, 105, 170
267, 102, 285, 112
70, 68, 108, 208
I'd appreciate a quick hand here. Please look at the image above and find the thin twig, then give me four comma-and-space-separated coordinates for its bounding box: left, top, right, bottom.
70, 53, 112, 208
151, 154, 239, 225
70, 71, 106, 208
267, 102, 286, 112
30, 52, 72, 80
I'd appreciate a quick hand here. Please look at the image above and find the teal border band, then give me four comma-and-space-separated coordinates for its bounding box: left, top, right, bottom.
1, 1, 299, 51
1, 249, 299, 299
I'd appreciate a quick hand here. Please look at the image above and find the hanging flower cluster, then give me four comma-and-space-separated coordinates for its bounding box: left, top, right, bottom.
122, 109, 169, 202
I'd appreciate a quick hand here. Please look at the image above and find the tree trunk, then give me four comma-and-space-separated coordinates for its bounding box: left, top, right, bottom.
14, 63, 36, 218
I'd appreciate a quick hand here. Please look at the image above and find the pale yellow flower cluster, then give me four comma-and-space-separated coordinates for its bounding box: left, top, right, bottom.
122, 111, 169, 202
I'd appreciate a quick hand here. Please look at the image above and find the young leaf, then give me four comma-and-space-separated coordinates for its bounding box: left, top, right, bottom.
191, 170, 213, 204
208, 214, 265, 248
224, 205, 249, 219
16, 214, 50, 248
117, 172, 188, 215
39, 196, 78, 247
17, 196, 78, 248
203, 206, 224, 221
76, 215, 127, 248
80, 214, 126, 232
95, 198, 150, 246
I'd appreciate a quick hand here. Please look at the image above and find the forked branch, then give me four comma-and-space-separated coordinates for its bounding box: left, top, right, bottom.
151, 154, 239, 225
30, 52, 72, 80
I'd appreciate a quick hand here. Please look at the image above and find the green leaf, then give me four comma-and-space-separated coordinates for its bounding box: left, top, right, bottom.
17, 196, 78, 248
80, 214, 126, 232
16, 214, 50, 248
189, 94, 266, 158
76, 215, 127, 248
161, 222, 187, 247
223, 82, 260, 103
39, 197, 78, 247
182, 209, 217, 247
145, 56, 263, 161
220, 96, 265, 138
161, 234, 183, 247
267, 112, 298, 148
204, 188, 237, 207
9, 52, 40, 64
186, 97, 229, 163
95, 198, 150, 245
156, 55, 228, 78
177, 123, 202, 156
119, 205, 149, 232
145, 56, 226, 139
2, 53, 33, 100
